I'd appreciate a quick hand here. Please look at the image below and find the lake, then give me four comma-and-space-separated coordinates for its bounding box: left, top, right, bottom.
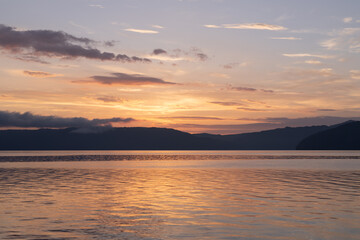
0, 151, 359, 239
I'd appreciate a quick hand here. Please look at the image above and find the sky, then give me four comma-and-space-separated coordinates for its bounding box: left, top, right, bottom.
0, 0, 360, 134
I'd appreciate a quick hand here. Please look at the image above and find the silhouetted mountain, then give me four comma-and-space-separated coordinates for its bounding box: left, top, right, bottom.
0, 122, 356, 150
195, 125, 329, 150
0, 127, 229, 150
296, 121, 360, 150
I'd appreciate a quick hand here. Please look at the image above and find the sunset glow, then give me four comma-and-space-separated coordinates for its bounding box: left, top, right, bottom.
1, 0, 360, 134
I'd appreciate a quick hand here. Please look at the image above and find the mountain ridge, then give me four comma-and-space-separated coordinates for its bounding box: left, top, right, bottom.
0, 121, 358, 150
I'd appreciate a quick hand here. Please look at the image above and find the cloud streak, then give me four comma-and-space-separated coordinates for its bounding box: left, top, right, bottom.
77, 72, 176, 85
271, 37, 301, 40
147, 47, 209, 62
23, 70, 59, 78
0, 24, 150, 63
205, 23, 286, 31
0, 110, 134, 128
124, 28, 158, 34
228, 85, 274, 93
282, 53, 335, 59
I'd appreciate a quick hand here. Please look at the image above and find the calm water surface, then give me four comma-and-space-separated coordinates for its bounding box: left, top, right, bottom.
0, 151, 359, 240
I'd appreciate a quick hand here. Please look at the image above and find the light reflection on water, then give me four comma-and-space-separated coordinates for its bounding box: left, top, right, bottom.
0, 153, 360, 239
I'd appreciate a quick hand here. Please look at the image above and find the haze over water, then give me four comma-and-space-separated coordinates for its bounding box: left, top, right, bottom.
1, 151, 359, 240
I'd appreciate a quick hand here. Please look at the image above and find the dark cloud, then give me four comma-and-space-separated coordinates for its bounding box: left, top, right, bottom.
153, 48, 167, 55
196, 53, 208, 61
237, 107, 265, 111
23, 70, 57, 77
228, 85, 274, 93
231, 86, 257, 92
0, 110, 134, 128
85, 72, 175, 85
160, 116, 223, 120
223, 63, 237, 69
317, 109, 336, 112
104, 41, 116, 47
261, 89, 274, 93
210, 101, 242, 106
167, 47, 209, 61
0, 24, 150, 63
96, 96, 124, 103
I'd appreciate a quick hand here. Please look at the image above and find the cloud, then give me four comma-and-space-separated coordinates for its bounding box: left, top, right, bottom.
343, 17, 353, 23
305, 60, 322, 65
78, 72, 175, 85
317, 109, 336, 112
271, 37, 302, 40
152, 48, 167, 55
0, 110, 134, 128
23, 70, 59, 78
283, 53, 335, 59
205, 23, 286, 31
350, 70, 360, 79
227, 85, 274, 93
237, 107, 266, 112
0, 24, 150, 63
147, 47, 208, 62
204, 24, 221, 28
96, 96, 125, 103
124, 28, 158, 34
160, 116, 224, 120
152, 25, 164, 29
321, 28, 360, 53
89, 4, 104, 8
196, 53, 208, 61
222, 62, 249, 69
210, 101, 241, 106
231, 86, 257, 92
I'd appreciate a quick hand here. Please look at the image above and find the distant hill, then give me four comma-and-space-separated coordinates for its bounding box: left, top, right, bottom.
0, 122, 356, 150
195, 125, 329, 150
0, 127, 229, 150
296, 121, 360, 150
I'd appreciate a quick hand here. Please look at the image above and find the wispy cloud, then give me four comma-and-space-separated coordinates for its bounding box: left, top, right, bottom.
76, 72, 176, 85
350, 70, 360, 79
305, 60, 322, 65
317, 109, 336, 112
146, 47, 208, 62
210, 101, 242, 106
204, 24, 221, 29
205, 23, 286, 31
0, 110, 133, 128
237, 107, 266, 112
343, 17, 353, 23
321, 28, 360, 53
124, 28, 159, 34
89, 4, 104, 8
283, 53, 335, 59
0, 24, 151, 63
271, 37, 301, 40
160, 116, 224, 120
152, 25, 164, 29
96, 96, 125, 103
23, 70, 59, 78
228, 85, 274, 93
222, 62, 249, 69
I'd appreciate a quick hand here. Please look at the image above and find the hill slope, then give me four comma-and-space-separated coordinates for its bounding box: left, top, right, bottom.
296, 121, 360, 150
195, 125, 329, 150
0, 127, 229, 150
